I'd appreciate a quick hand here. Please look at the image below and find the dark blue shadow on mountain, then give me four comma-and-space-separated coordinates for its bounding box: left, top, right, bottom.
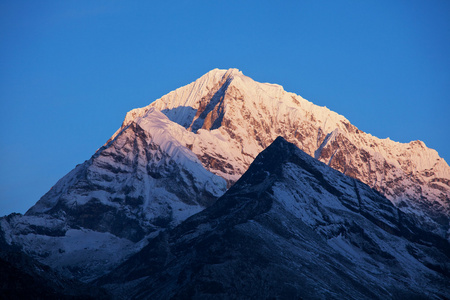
161, 106, 198, 129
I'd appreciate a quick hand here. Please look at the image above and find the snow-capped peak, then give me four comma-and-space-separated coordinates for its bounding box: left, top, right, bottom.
116, 68, 449, 238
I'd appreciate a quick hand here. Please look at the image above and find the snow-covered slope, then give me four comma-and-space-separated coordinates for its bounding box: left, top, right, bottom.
1, 108, 226, 281
115, 68, 450, 238
0, 221, 109, 298
27, 108, 226, 229
97, 137, 450, 299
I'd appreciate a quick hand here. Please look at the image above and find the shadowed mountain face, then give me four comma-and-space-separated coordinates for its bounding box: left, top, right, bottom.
97, 137, 450, 299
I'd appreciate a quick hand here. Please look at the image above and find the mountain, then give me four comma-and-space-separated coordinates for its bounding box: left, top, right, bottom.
1, 68, 449, 287
97, 137, 450, 299
1, 108, 226, 281
117, 68, 450, 238
27, 108, 226, 236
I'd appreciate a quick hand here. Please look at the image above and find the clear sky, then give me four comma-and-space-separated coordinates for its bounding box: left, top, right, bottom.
1, 1, 449, 216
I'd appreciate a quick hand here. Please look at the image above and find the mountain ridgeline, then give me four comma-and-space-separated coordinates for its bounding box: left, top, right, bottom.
124, 68, 450, 238
1, 69, 449, 298
97, 137, 450, 299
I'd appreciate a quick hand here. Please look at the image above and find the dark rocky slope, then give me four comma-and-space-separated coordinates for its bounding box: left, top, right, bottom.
97, 137, 450, 299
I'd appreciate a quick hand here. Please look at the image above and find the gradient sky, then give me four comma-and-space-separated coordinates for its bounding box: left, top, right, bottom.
1, 1, 449, 216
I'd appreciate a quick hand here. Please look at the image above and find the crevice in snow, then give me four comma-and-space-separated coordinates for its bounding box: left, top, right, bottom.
314, 128, 340, 160
328, 149, 339, 166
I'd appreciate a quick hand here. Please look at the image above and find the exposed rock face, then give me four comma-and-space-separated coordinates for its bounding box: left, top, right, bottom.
118, 68, 449, 238
97, 138, 450, 299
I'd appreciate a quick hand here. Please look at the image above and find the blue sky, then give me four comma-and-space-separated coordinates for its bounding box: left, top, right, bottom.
1, 1, 449, 216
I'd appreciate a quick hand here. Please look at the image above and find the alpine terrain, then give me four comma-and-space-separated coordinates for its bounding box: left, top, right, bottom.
1, 68, 449, 298
97, 137, 450, 299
